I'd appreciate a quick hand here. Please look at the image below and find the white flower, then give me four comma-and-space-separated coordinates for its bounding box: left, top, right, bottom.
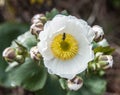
38, 14, 95, 79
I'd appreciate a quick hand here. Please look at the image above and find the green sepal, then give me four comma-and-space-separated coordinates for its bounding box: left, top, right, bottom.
59, 78, 67, 90
94, 46, 115, 55
46, 8, 59, 20
46, 8, 69, 20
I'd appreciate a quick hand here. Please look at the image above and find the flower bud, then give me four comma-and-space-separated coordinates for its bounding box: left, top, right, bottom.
67, 76, 83, 91
15, 55, 25, 64
98, 55, 113, 69
3, 47, 16, 62
30, 46, 42, 61
31, 14, 47, 24
92, 25, 104, 42
30, 22, 43, 36
15, 47, 23, 55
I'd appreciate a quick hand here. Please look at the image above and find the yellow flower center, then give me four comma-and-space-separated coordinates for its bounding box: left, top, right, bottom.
51, 33, 79, 60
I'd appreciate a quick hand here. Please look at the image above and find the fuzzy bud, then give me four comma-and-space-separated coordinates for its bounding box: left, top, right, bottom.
98, 55, 113, 69
15, 55, 25, 64
31, 14, 47, 24
15, 47, 23, 55
67, 76, 83, 91
2, 47, 16, 62
30, 22, 43, 36
30, 46, 42, 61
92, 25, 104, 42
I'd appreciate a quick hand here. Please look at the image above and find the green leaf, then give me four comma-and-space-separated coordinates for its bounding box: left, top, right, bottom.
94, 46, 115, 54
12, 32, 37, 50
67, 76, 106, 95
67, 87, 94, 95
35, 75, 66, 95
84, 77, 107, 95
46, 8, 69, 20
8, 58, 47, 91
46, 8, 59, 20
0, 68, 7, 85
59, 78, 67, 90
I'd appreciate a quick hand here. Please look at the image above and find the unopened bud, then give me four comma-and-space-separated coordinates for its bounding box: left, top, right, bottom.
92, 25, 104, 42
15, 55, 25, 63
15, 47, 23, 55
31, 14, 47, 24
67, 76, 83, 91
30, 46, 42, 61
3, 47, 16, 62
98, 55, 113, 69
30, 22, 43, 36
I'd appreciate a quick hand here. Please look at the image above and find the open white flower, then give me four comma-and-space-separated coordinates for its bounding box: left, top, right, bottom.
38, 14, 95, 79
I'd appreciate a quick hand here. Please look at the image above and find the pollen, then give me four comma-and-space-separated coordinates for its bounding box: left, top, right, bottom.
51, 33, 79, 60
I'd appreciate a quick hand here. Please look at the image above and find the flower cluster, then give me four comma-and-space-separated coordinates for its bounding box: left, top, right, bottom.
2, 10, 114, 92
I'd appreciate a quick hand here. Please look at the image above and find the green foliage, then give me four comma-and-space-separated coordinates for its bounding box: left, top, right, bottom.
0, 69, 8, 86
8, 58, 47, 91
84, 76, 106, 95
94, 46, 115, 55
12, 32, 37, 50
67, 76, 106, 95
46, 8, 69, 20
35, 74, 106, 95
59, 78, 67, 90
35, 75, 66, 95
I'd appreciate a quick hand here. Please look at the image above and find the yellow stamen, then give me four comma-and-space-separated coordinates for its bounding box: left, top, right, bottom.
51, 33, 79, 60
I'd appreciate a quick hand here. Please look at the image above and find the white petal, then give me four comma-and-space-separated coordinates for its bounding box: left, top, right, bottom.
37, 41, 54, 60
87, 28, 95, 43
